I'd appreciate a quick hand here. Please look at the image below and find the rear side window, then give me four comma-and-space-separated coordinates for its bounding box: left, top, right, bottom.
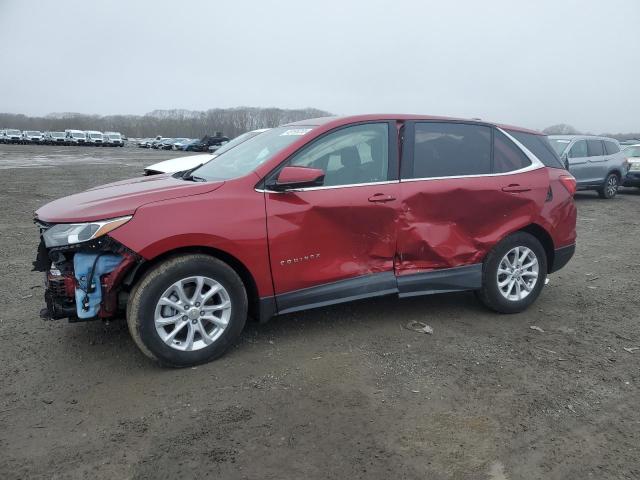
494, 130, 531, 173
507, 131, 565, 169
587, 140, 604, 157
569, 140, 587, 158
410, 122, 491, 178
604, 141, 620, 155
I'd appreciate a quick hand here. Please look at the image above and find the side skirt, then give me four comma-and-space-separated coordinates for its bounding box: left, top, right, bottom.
258, 263, 483, 321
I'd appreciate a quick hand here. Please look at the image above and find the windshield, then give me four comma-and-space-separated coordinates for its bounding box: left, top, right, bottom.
7, 129, 20, 135
108, 134, 121, 139
51, 132, 64, 137
72, 132, 86, 138
548, 138, 571, 156
90, 133, 102, 138
191, 126, 313, 181
623, 146, 640, 157
212, 130, 265, 157
27, 131, 41, 135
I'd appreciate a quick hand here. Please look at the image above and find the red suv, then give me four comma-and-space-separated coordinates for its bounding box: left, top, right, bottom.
34, 115, 577, 366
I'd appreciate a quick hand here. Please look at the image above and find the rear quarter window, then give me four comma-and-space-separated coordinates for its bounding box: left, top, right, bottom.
493, 130, 531, 173
604, 141, 620, 155
507, 130, 565, 169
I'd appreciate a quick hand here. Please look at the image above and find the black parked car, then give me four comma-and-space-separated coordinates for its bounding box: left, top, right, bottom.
185, 134, 230, 152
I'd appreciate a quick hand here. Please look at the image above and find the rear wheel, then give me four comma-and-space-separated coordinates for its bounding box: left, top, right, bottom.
127, 254, 247, 367
475, 232, 547, 314
598, 173, 619, 199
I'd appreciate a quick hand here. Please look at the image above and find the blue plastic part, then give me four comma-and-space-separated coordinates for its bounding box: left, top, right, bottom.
73, 252, 123, 319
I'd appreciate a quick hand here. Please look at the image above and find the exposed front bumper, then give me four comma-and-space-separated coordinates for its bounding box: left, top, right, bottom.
550, 244, 575, 273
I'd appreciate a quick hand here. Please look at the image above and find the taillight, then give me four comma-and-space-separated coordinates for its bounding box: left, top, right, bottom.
559, 174, 577, 196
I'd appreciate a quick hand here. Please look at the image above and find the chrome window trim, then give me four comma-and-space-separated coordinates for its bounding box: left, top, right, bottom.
256, 180, 398, 194
256, 127, 548, 192
401, 127, 545, 183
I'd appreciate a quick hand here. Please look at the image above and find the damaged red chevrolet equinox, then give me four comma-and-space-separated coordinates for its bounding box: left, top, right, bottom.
34, 115, 577, 366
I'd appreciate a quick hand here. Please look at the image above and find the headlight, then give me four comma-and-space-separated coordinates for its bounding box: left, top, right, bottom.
629, 161, 640, 172
42, 216, 132, 248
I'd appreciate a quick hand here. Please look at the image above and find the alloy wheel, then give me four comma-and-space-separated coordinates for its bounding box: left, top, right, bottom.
606, 175, 618, 198
497, 246, 539, 302
154, 276, 231, 351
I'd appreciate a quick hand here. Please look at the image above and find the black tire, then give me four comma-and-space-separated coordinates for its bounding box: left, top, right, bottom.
598, 173, 619, 199
475, 232, 547, 314
127, 254, 247, 367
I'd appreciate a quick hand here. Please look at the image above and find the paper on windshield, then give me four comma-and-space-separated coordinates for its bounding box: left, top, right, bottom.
280, 128, 312, 136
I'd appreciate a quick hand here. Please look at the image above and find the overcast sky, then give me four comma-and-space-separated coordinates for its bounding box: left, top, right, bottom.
0, 0, 638, 132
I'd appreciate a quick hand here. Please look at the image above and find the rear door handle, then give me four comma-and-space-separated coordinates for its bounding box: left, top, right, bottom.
501, 184, 531, 193
368, 193, 396, 203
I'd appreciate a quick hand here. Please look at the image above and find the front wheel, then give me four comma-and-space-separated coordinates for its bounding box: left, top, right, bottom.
475, 232, 547, 314
598, 173, 619, 199
127, 254, 247, 367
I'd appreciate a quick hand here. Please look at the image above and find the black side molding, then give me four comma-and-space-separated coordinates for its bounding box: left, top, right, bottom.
276, 271, 398, 316
258, 263, 487, 322
549, 244, 575, 273
397, 263, 482, 297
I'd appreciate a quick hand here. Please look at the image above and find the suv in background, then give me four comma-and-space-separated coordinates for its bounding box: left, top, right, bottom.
548, 135, 627, 199
34, 115, 577, 367
186, 134, 230, 152
621, 144, 640, 189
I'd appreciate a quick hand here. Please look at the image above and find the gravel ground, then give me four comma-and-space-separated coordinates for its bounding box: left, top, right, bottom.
0, 144, 638, 480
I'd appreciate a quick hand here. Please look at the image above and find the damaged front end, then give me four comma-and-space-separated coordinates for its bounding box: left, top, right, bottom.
33, 218, 142, 322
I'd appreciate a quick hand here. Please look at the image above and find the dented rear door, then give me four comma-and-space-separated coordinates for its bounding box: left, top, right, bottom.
397, 121, 547, 275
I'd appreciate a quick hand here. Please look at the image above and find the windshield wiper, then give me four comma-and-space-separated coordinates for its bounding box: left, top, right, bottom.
177, 163, 207, 182
182, 174, 207, 182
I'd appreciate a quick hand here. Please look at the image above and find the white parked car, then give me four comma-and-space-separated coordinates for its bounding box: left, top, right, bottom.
143, 128, 269, 175
65, 129, 87, 145
104, 131, 124, 147
85, 130, 105, 146
22, 130, 44, 144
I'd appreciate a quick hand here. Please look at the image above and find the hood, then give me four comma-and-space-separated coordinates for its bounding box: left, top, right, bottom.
36, 174, 224, 223
144, 153, 214, 174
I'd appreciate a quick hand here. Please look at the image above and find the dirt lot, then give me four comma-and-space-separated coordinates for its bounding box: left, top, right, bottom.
0, 144, 638, 479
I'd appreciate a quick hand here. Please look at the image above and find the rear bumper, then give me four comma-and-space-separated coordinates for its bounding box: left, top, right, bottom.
550, 244, 575, 273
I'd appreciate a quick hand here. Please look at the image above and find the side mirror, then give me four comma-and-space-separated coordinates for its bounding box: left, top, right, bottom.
270, 166, 325, 191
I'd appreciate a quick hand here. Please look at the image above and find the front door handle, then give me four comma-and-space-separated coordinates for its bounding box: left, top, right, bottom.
501, 184, 531, 193
368, 193, 396, 203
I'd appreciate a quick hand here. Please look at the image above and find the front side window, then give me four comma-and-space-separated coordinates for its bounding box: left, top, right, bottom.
287, 123, 389, 187
410, 122, 491, 178
587, 140, 604, 157
569, 140, 587, 158
494, 130, 531, 173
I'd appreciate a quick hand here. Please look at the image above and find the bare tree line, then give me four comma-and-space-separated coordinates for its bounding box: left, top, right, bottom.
3, 111, 637, 142
542, 123, 640, 141
0, 107, 332, 138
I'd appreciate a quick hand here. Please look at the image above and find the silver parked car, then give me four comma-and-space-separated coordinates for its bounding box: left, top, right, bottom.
548, 135, 627, 199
